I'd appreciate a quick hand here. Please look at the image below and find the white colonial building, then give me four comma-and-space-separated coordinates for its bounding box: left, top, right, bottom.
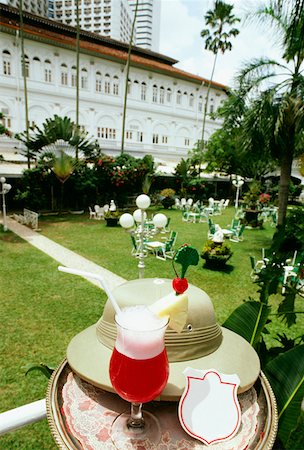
0, 3, 228, 177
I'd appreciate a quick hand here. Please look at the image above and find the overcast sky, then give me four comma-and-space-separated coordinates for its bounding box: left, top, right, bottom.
159, 0, 284, 88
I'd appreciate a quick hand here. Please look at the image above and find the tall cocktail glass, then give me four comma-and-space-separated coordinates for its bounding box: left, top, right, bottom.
109, 306, 169, 448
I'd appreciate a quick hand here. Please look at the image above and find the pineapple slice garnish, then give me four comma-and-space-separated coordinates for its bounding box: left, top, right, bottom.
148, 292, 188, 333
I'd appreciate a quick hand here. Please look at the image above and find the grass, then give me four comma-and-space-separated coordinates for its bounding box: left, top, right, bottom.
39, 206, 276, 322
0, 205, 303, 448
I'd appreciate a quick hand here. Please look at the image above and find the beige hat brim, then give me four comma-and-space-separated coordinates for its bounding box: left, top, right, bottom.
67, 323, 260, 401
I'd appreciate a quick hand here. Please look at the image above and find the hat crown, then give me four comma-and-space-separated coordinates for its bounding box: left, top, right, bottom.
96, 278, 223, 362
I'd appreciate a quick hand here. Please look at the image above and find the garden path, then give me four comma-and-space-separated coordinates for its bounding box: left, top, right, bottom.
4, 217, 126, 291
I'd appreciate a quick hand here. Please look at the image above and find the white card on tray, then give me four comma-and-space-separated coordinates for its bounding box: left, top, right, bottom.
178, 368, 241, 446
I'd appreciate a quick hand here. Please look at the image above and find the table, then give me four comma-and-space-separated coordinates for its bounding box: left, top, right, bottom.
46, 359, 278, 450
145, 241, 164, 255
221, 229, 234, 238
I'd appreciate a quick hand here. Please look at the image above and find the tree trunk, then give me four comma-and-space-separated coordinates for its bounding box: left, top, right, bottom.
75, 0, 80, 161
121, 0, 139, 154
19, 0, 30, 169
278, 150, 293, 226
199, 51, 218, 171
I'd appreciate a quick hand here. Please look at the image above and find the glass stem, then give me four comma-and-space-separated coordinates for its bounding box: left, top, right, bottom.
127, 402, 145, 429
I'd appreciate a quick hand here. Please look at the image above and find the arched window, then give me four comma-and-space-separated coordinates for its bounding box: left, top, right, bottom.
44, 59, 52, 82
152, 84, 158, 103
113, 75, 119, 95
0, 106, 11, 128
71, 66, 77, 87
127, 78, 131, 94
209, 98, 214, 113
198, 95, 203, 112
21, 54, 30, 78
33, 56, 40, 62
2, 50, 11, 75
159, 86, 165, 104
96, 71, 102, 92
141, 82, 146, 101
166, 88, 171, 103
105, 73, 111, 94
183, 91, 188, 105
189, 93, 194, 107
81, 68, 88, 89
176, 90, 182, 105
61, 63, 68, 85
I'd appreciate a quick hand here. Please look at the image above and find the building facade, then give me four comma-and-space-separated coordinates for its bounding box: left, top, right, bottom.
0, 4, 227, 176
128, 0, 160, 51
1, 0, 49, 17
49, 0, 134, 44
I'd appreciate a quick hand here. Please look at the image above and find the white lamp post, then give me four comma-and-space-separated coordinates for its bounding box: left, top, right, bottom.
119, 194, 167, 279
0, 177, 12, 232
232, 176, 244, 210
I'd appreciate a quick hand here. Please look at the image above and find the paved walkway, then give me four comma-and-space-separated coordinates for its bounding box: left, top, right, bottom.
4, 217, 126, 292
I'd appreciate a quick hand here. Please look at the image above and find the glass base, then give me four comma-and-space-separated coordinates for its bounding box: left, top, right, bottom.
110, 410, 161, 449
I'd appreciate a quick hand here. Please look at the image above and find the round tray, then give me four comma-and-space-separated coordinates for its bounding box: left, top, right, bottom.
46, 359, 278, 450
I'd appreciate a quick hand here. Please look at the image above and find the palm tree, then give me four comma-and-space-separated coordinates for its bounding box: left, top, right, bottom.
75, 0, 80, 160
200, 1, 240, 159
236, 0, 304, 225
16, 115, 98, 161
121, 0, 139, 154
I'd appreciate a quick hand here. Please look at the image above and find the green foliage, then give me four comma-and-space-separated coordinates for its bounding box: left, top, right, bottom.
25, 363, 55, 379
243, 181, 262, 209
283, 206, 304, 252
201, 240, 233, 268
203, 91, 276, 180
223, 226, 304, 448
160, 188, 175, 198
104, 210, 120, 219
264, 345, 304, 446
201, 1, 240, 55
223, 301, 271, 347
16, 115, 99, 159
174, 245, 199, 278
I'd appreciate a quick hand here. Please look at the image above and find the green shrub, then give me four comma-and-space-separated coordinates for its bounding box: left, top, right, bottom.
201, 240, 233, 267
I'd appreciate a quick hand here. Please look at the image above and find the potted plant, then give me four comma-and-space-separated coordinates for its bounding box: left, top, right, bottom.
160, 188, 176, 209
104, 210, 120, 227
201, 239, 233, 269
243, 182, 264, 228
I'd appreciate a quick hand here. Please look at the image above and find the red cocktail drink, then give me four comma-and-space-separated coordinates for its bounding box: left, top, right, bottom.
109, 306, 169, 447
110, 347, 168, 403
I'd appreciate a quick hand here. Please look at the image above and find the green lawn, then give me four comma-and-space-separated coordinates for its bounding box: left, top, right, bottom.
38, 206, 275, 322
0, 206, 302, 448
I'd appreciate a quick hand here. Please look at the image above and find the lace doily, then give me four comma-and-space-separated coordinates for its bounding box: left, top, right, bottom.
62, 373, 260, 449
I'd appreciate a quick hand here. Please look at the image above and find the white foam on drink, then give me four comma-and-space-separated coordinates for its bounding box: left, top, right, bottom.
115, 305, 168, 360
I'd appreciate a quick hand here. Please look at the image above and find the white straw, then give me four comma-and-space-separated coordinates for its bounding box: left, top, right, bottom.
58, 266, 121, 314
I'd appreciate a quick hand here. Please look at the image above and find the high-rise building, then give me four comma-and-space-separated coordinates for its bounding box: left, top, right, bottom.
128, 0, 160, 51
2, 0, 49, 17
50, 0, 134, 44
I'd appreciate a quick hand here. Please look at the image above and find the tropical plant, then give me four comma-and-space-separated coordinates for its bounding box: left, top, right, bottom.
203, 90, 277, 180
17, 115, 98, 160
201, 239, 233, 268
234, 0, 304, 226
223, 232, 304, 449
160, 188, 176, 209
243, 181, 262, 210
199, 0, 240, 160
